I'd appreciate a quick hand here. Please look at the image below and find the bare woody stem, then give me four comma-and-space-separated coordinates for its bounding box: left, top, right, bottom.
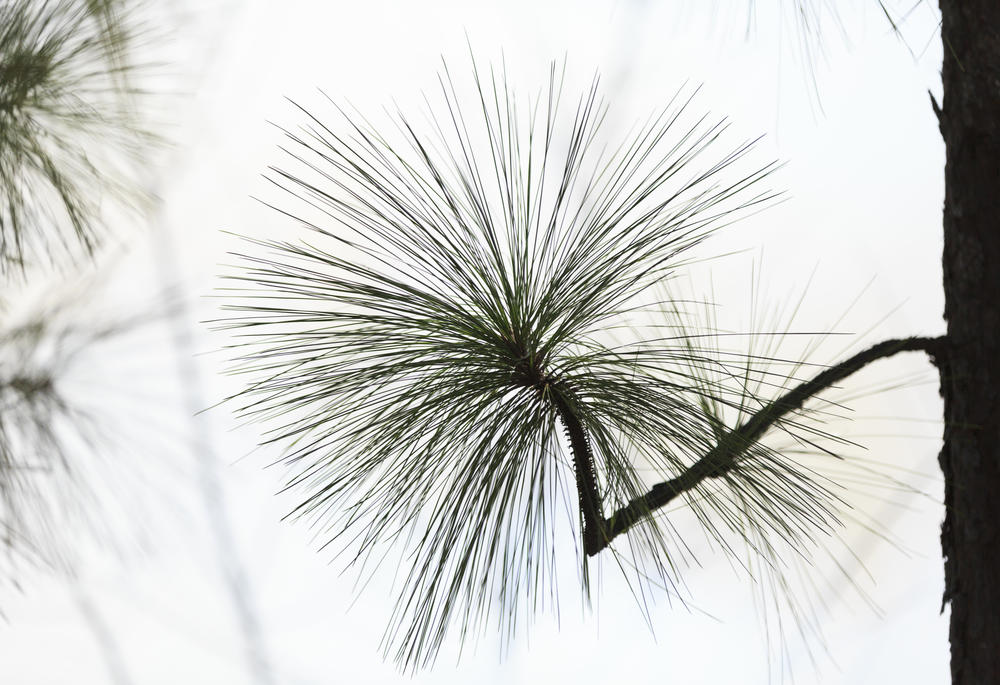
548, 382, 606, 555
552, 335, 946, 557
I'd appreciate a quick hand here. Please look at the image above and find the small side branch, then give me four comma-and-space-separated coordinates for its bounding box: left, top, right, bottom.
929, 89, 944, 131
590, 335, 946, 556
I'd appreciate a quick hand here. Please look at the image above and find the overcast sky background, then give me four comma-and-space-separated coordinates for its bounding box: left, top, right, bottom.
1, 1, 948, 683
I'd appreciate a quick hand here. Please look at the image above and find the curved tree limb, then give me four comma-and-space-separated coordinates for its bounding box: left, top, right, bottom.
581, 335, 947, 556
548, 381, 606, 555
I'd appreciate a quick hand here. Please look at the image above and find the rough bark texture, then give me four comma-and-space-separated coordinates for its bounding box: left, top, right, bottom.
938, 2, 1000, 683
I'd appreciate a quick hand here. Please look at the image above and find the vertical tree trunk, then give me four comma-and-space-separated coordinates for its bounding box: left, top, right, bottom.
938, 2, 1000, 682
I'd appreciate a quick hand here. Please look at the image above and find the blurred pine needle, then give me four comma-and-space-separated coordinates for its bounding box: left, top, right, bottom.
0, 0, 153, 273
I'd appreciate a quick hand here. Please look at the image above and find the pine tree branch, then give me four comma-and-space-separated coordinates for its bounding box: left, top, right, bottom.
588, 335, 947, 556
548, 381, 607, 555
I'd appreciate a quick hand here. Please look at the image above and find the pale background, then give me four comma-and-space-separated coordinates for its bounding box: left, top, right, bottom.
0, 1, 947, 683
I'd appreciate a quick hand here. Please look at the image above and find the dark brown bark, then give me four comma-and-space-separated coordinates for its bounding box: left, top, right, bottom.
938, 3, 1000, 683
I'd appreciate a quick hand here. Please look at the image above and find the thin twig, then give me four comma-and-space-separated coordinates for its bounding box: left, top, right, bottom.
588, 335, 946, 555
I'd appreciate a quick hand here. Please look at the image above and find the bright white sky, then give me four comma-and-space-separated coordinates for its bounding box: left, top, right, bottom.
1, 1, 948, 683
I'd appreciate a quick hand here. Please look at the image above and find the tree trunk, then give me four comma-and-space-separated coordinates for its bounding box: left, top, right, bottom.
938, 2, 1000, 682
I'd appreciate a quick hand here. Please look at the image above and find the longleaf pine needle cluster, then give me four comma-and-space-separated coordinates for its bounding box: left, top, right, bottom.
218, 60, 906, 671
